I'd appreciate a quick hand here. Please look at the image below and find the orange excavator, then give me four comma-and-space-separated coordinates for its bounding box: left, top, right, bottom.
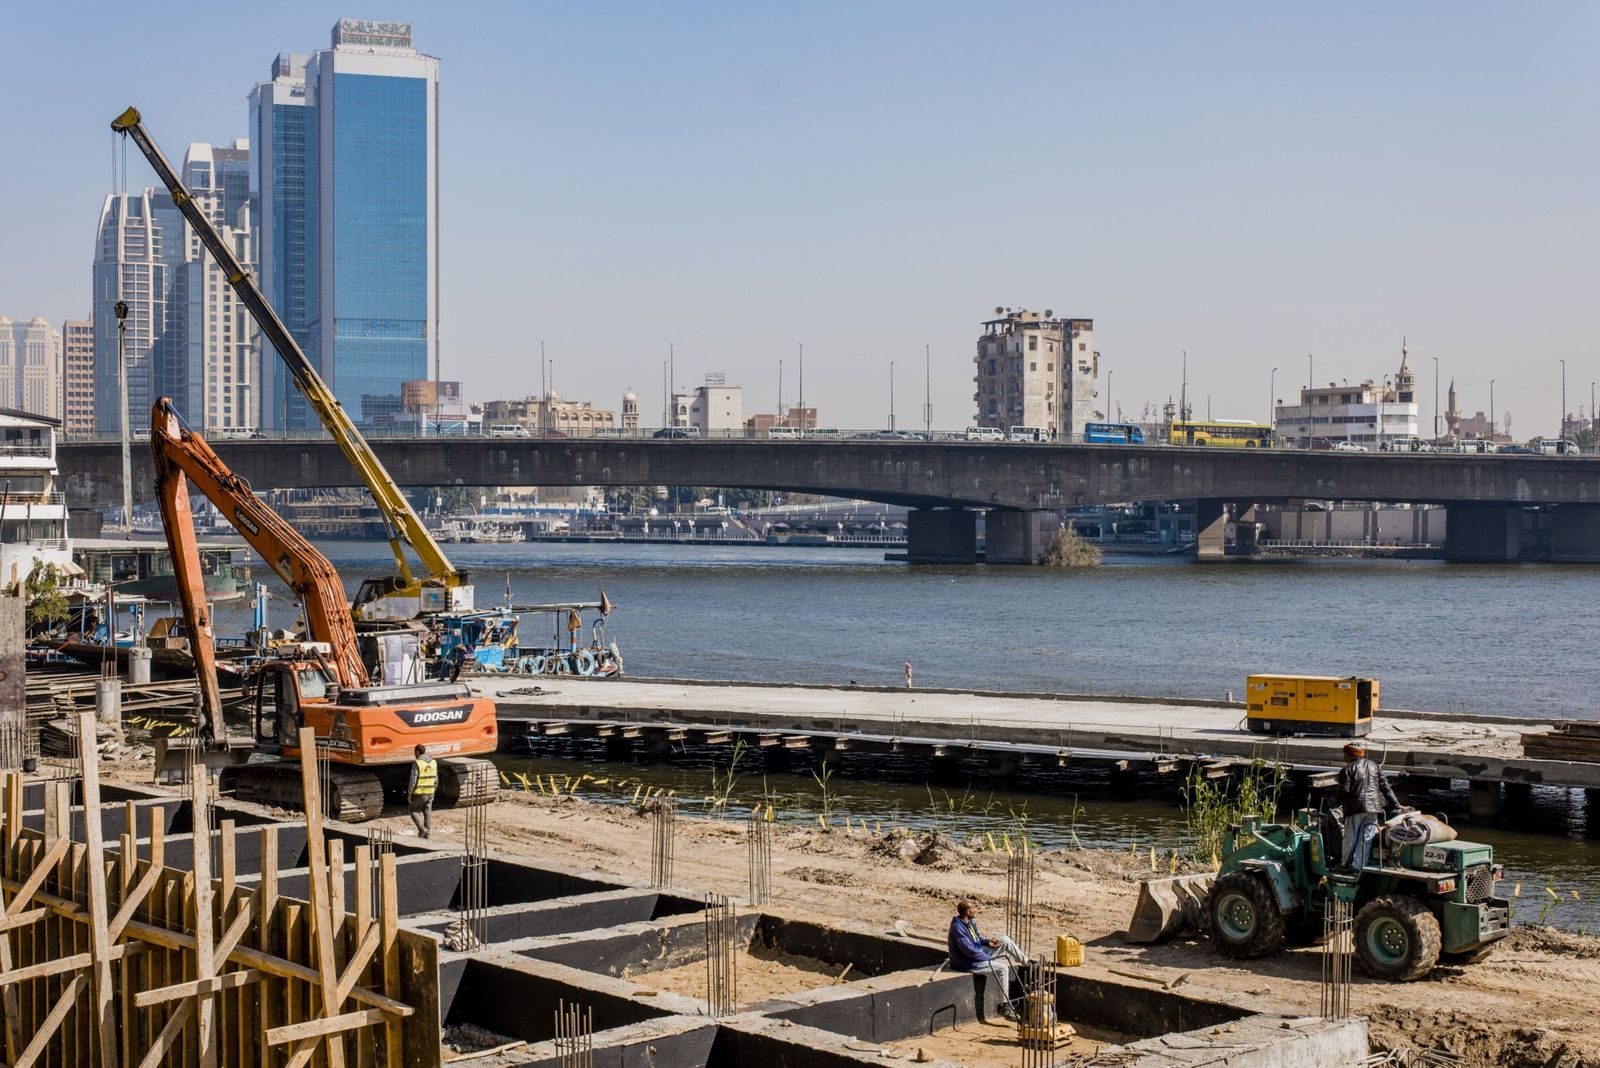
152, 398, 499, 820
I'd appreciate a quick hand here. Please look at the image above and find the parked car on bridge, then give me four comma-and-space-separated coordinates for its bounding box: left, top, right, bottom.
1496, 444, 1534, 454
1009, 426, 1049, 442
1535, 438, 1581, 456
965, 426, 1005, 442
653, 427, 700, 439
1332, 440, 1367, 452
1381, 436, 1432, 453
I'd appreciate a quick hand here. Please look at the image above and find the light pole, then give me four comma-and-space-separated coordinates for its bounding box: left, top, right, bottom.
1377, 377, 1387, 451
1489, 379, 1496, 439
1179, 350, 1189, 424
115, 299, 131, 540
1432, 355, 1440, 441
1560, 358, 1567, 439
1592, 381, 1596, 433
1307, 353, 1313, 390
798, 342, 804, 432
923, 344, 931, 437
888, 359, 895, 431
1269, 367, 1277, 431
1106, 369, 1113, 422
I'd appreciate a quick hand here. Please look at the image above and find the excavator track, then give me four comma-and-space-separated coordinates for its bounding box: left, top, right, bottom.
221, 761, 388, 823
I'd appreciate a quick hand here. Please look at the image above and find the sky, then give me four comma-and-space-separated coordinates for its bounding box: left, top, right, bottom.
4, 2, 1597, 436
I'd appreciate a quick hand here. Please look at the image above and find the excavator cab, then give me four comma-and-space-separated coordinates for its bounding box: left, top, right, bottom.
252, 661, 337, 751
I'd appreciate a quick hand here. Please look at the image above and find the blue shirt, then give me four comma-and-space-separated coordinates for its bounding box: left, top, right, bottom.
948, 916, 993, 971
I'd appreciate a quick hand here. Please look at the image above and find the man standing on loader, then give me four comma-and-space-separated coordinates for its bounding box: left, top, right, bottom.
409, 745, 438, 839
1336, 741, 1399, 872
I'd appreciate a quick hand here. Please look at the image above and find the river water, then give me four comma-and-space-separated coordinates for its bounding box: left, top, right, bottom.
221, 540, 1600, 927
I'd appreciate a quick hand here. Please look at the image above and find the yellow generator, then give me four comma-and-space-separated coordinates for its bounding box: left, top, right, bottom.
1246, 675, 1375, 738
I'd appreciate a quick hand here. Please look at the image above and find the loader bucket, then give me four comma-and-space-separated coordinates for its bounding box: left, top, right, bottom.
1126, 873, 1216, 943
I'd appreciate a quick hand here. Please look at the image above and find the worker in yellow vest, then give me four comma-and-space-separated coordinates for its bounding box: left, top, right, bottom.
408, 744, 438, 839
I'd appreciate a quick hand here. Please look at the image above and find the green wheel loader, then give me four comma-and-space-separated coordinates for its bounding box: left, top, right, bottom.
1131, 809, 1510, 981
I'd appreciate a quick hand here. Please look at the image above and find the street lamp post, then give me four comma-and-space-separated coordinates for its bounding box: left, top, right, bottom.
1561, 358, 1567, 439
1269, 367, 1278, 431
1377, 377, 1387, 452
1106, 369, 1113, 422
888, 359, 895, 431
1307, 353, 1313, 390
1432, 355, 1439, 441
1489, 379, 1496, 439
923, 344, 932, 437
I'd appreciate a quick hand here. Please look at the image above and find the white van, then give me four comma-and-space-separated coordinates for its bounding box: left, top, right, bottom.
213, 426, 261, 440
1008, 426, 1049, 443
1380, 436, 1431, 453
487, 424, 530, 438
766, 426, 801, 439
965, 426, 1005, 442
1536, 438, 1580, 456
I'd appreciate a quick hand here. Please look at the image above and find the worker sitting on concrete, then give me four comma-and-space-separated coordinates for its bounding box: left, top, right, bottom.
408, 744, 438, 839
1336, 741, 1399, 872
948, 898, 1026, 1021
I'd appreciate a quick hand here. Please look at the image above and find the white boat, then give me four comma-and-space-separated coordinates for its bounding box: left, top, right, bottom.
437, 518, 526, 544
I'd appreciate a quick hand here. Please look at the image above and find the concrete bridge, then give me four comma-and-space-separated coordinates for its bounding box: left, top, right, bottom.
56, 438, 1600, 564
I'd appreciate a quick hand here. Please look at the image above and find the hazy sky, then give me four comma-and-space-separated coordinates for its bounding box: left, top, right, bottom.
5, 2, 1597, 435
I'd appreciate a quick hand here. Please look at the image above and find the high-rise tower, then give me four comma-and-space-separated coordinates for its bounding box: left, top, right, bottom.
251, 20, 440, 430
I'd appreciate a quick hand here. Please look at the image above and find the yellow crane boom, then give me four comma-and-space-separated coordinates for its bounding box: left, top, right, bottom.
111, 105, 471, 620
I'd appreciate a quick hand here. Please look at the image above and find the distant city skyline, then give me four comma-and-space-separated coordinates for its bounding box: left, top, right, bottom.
3, 3, 1597, 435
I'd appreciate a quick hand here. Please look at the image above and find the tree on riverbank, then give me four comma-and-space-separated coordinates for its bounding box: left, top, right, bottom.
1043, 525, 1101, 567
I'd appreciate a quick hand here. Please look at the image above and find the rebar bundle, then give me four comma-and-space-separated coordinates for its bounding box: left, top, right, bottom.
650, 799, 676, 888
1005, 838, 1037, 958
1017, 956, 1060, 1066
454, 783, 491, 950
1321, 894, 1353, 1019
746, 809, 772, 905
703, 892, 738, 1016
553, 999, 594, 1068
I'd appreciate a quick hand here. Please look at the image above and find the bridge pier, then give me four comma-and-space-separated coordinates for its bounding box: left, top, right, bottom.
1444, 505, 1522, 563
1551, 504, 1600, 563
906, 508, 977, 564
984, 509, 1058, 565
1195, 499, 1228, 560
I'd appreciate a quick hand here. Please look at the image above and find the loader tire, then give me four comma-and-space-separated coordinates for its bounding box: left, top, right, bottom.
1355, 895, 1441, 981
1208, 871, 1286, 960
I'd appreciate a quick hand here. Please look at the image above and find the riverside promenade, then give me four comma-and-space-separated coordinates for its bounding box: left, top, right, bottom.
476, 677, 1594, 798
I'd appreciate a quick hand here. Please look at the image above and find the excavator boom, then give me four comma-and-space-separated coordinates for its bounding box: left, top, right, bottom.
112, 105, 469, 620
150, 399, 370, 694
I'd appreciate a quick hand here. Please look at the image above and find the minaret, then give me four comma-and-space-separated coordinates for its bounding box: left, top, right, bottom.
1445, 379, 1461, 439
1394, 338, 1415, 403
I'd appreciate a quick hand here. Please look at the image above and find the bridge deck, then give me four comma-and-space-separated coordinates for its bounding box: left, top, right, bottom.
477, 677, 1596, 791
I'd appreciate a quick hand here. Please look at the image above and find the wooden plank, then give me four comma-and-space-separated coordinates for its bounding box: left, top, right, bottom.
353, 845, 373, 1068
379, 852, 402, 1068
260, 826, 278, 1068
108, 863, 162, 942
75, 709, 123, 1068
13, 973, 86, 1068
296, 728, 348, 1068
219, 821, 237, 905
133, 999, 194, 1068
0, 776, 22, 1064
190, 771, 219, 1068
267, 1008, 388, 1047
133, 969, 262, 1009
0, 951, 92, 988
0, 906, 49, 932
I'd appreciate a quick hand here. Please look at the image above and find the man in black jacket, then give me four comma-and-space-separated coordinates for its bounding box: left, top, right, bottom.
1336, 741, 1399, 871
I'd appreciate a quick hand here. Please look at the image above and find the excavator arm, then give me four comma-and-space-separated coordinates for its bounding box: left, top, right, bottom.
151, 399, 370, 707
112, 106, 468, 620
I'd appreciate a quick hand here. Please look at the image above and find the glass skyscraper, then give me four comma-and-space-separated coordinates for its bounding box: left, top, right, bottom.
250, 20, 440, 430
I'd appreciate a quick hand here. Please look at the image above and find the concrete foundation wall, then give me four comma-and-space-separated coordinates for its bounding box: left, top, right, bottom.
984, 509, 1058, 565
906, 508, 976, 563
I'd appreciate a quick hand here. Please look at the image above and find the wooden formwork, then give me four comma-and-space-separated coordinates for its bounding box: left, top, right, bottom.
0, 718, 437, 1067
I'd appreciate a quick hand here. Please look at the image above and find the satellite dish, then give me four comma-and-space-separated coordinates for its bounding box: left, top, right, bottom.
1045, 309, 1053, 318
994, 306, 1004, 316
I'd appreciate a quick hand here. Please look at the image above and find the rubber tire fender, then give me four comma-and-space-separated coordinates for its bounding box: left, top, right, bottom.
1353, 894, 1442, 981
575, 650, 598, 676
550, 655, 569, 675
1207, 870, 1287, 960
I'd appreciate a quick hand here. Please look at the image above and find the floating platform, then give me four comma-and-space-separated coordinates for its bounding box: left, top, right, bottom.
478, 676, 1600, 793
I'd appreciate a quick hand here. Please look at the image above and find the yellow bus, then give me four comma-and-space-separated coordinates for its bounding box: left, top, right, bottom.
1167, 419, 1274, 447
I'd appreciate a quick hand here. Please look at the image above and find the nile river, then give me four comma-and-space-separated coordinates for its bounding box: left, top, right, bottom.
287, 541, 1592, 719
